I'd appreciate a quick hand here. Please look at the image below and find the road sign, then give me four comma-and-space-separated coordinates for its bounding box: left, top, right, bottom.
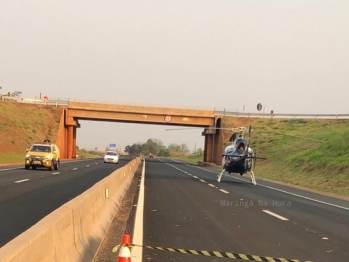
109, 143, 116, 147
164, 115, 172, 122
257, 103, 262, 111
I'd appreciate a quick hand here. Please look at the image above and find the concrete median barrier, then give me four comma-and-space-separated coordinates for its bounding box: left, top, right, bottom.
0, 157, 142, 262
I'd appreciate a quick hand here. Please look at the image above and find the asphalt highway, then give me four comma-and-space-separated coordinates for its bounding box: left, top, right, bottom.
132, 158, 349, 262
0, 156, 135, 248
1, 157, 348, 262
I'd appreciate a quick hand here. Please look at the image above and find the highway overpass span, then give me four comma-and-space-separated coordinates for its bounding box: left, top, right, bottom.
56, 101, 224, 164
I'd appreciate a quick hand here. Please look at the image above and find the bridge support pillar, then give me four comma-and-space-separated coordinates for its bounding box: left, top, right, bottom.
56, 109, 79, 159
66, 126, 77, 159
204, 135, 214, 163
202, 118, 223, 166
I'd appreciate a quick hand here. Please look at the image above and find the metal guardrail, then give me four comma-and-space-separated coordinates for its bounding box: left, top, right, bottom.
214, 110, 349, 119
1, 95, 347, 119
0, 96, 69, 107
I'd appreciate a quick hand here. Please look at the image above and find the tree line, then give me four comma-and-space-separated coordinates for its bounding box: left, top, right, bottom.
123, 138, 203, 157
0, 86, 22, 97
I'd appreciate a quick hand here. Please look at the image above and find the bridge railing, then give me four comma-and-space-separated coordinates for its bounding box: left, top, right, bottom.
1, 95, 69, 107
214, 109, 349, 119
2, 95, 348, 119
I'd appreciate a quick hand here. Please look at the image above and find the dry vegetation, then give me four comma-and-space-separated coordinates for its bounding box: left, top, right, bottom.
0, 101, 62, 163
220, 117, 349, 198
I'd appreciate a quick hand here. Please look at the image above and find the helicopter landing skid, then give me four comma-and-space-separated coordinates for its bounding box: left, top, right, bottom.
217, 169, 256, 185
217, 169, 225, 183
248, 171, 257, 185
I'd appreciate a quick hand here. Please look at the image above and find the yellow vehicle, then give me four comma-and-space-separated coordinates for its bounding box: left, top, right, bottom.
25, 140, 60, 171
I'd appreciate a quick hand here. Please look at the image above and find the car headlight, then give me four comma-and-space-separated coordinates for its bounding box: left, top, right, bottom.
25, 154, 31, 158
45, 155, 52, 160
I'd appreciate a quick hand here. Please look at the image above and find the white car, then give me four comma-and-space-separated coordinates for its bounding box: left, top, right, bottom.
103, 151, 119, 164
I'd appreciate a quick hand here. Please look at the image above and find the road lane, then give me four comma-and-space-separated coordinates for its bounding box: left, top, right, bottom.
140, 158, 349, 262
174, 160, 349, 252
0, 156, 135, 247
0, 159, 105, 186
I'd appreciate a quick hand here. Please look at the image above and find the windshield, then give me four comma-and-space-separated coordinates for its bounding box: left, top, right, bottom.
235, 139, 247, 147
30, 145, 51, 153
106, 151, 117, 156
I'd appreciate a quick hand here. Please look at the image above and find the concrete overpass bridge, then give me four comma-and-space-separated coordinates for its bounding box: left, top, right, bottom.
56, 101, 224, 165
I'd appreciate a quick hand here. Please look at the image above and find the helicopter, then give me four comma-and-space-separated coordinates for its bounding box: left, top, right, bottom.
216, 126, 265, 185
166, 125, 324, 186
166, 125, 265, 185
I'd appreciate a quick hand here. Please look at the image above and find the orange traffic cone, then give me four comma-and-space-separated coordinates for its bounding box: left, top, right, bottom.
117, 234, 132, 262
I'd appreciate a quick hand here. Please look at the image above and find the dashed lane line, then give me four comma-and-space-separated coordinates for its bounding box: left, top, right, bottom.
187, 162, 349, 212
14, 179, 30, 183
262, 210, 289, 221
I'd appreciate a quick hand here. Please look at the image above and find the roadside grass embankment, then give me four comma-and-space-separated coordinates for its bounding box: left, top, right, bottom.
0, 101, 101, 166
245, 118, 349, 198
176, 118, 349, 198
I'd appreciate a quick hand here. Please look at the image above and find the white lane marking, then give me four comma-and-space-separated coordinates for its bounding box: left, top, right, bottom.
0, 167, 21, 172
15, 179, 30, 183
262, 210, 289, 221
164, 159, 349, 211
162, 161, 222, 192
73, 168, 78, 171
52, 172, 60, 175
258, 183, 349, 211
86, 165, 90, 167
221, 173, 349, 211
133, 159, 145, 262
219, 189, 229, 194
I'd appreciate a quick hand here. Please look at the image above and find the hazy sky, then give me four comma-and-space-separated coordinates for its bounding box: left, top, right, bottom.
1, 1, 349, 151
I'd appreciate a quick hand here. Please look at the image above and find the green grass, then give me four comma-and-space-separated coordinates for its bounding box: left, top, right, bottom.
228, 119, 349, 197
173, 153, 205, 165
176, 118, 349, 198
0, 154, 26, 165
76, 149, 102, 159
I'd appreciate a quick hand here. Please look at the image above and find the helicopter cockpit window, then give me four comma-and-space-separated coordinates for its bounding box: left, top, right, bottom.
225, 145, 235, 154
235, 139, 247, 147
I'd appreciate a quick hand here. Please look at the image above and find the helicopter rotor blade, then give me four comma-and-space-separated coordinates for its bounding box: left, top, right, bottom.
247, 125, 252, 148
165, 126, 248, 132
166, 126, 324, 143
165, 127, 204, 131
247, 156, 267, 160
221, 153, 266, 160
165, 125, 325, 143
251, 130, 325, 143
